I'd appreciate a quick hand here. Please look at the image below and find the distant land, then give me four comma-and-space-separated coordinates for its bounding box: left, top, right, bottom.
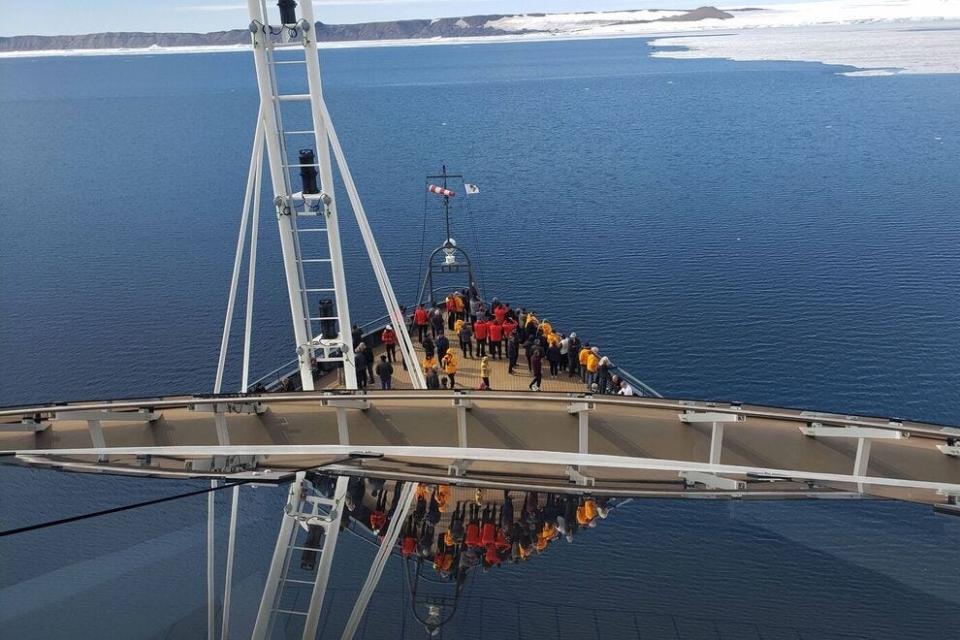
0, 7, 733, 53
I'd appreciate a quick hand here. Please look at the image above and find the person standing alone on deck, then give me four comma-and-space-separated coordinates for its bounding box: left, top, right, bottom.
480, 356, 491, 390
431, 309, 445, 338
446, 293, 458, 330
376, 355, 394, 390
354, 345, 368, 389
442, 351, 458, 389
381, 324, 397, 363
507, 333, 519, 374
529, 348, 543, 391
458, 319, 473, 358
414, 305, 429, 343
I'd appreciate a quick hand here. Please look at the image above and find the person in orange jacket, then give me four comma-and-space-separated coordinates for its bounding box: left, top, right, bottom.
445, 293, 458, 330
380, 324, 397, 362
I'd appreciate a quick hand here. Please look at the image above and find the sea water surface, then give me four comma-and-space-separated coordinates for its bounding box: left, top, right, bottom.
1, 39, 958, 639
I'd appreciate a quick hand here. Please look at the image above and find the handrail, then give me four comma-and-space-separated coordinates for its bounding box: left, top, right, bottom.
2, 389, 957, 440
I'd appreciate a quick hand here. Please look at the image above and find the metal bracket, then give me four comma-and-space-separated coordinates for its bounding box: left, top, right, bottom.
937, 444, 960, 458
565, 465, 595, 487
2, 419, 50, 432
321, 397, 370, 410
191, 401, 265, 415
186, 455, 262, 473
448, 459, 473, 477
680, 471, 746, 491
53, 408, 158, 422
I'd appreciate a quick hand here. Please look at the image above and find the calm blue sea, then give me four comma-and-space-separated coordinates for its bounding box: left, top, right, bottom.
1, 38, 958, 639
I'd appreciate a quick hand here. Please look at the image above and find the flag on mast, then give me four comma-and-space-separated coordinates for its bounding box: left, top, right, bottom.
464, 183, 480, 195
427, 184, 455, 197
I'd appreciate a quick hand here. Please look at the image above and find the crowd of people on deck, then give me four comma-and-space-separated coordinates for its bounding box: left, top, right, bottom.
270, 283, 641, 394
407, 283, 640, 394
331, 476, 612, 583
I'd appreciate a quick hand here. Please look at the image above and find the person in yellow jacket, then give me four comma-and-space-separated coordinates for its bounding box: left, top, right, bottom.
479, 355, 491, 390
441, 351, 457, 388
524, 312, 538, 331
454, 317, 464, 334
436, 484, 451, 513
578, 344, 591, 383
585, 347, 600, 388
422, 354, 438, 375
540, 319, 552, 336
546, 331, 560, 348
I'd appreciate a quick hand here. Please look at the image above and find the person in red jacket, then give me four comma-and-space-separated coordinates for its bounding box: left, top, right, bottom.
502, 317, 517, 339
480, 504, 496, 547
473, 317, 489, 357
487, 321, 503, 359
465, 503, 482, 549
380, 324, 397, 362
494, 303, 507, 324
401, 515, 417, 557
413, 305, 429, 343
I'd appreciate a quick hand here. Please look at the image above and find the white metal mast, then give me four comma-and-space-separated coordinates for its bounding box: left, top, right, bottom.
246, 0, 357, 391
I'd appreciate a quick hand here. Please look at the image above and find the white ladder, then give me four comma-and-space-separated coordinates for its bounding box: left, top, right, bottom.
247, 0, 357, 389
252, 473, 350, 639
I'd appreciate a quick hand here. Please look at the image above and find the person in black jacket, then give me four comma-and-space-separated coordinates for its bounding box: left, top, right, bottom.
546, 343, 561, 376
354, 346, 368, 389
375, 355, 394, 390
507, 334, 519, 374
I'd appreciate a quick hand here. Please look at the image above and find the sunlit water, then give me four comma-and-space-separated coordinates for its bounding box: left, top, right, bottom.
1, 39, 958, 638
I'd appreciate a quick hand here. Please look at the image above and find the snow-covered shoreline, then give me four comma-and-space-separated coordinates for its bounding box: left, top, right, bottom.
2, 0, 959, 76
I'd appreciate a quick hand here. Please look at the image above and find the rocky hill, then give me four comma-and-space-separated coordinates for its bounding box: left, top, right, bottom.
0, 7, 733, 52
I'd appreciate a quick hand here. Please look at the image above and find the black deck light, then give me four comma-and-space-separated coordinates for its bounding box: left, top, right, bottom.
299, 148, 319, 194
277, 0, 298, 25
318, 298, 336, 339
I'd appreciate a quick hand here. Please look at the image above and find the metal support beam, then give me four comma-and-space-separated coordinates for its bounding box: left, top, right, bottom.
568, 402, 592, 455
207, 479, 218, 640
340, 481, 417, 640
215, 109, 264, 395
679, 411, 743, 424
214, 410, 231, 447
336, 408, 349, 445
680, 471, 745, 491
799, 423, 905, 440
709, 423, 724, 465
301, 476, 350, 639
54, 409, 157, 422
252, 472, 307, 640
220, 485, 240, 640
454, 396, 473, 448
